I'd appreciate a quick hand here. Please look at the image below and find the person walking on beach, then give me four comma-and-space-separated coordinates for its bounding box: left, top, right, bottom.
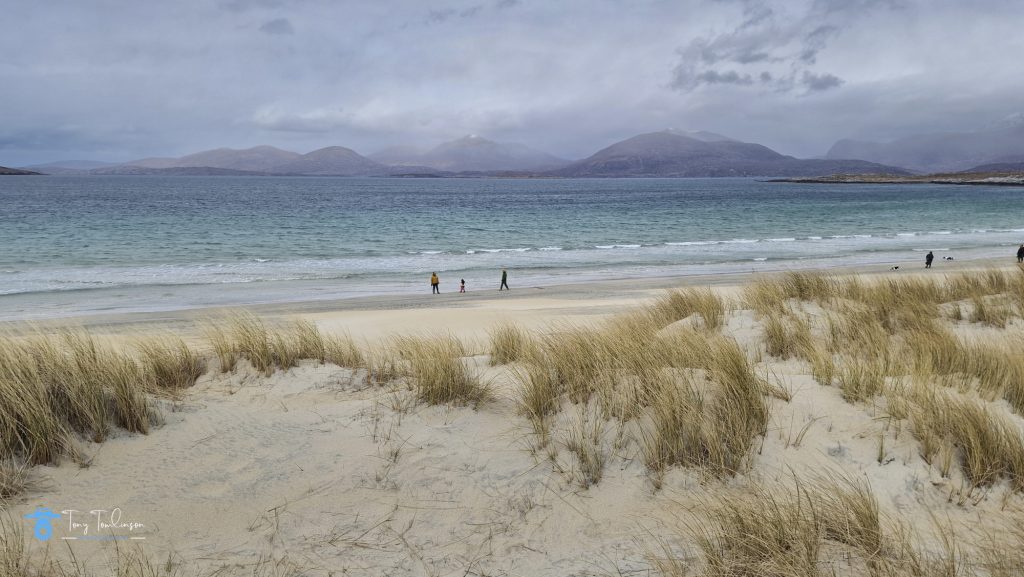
1017, 244, 1024, 263
430, 272, 440, 294
499, 268, 509, 291
925, 251, 934, 268
460, 278, 466, 293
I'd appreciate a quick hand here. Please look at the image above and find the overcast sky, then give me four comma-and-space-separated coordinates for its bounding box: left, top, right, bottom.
2, 0, 1023, 165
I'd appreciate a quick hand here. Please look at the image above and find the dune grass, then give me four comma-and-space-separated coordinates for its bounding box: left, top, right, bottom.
136, 335, 206, 391
395, 335, 490, 406
488, 323, 537, 366
0, 331, 161, 465
649, 287, 727, 330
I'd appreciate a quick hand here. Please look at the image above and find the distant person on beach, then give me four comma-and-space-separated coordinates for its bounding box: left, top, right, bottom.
499, 268, 509, 291
925, 251, 934, 268
431, 272, 440, 294
1017, 244, 1024, 263
460, 279, 465, 293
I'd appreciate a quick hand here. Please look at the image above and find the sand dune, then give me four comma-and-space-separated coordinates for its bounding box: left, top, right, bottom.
4, 263, 1024, 576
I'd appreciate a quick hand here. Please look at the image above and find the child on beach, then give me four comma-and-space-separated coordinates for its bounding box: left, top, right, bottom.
460, 279, 465, 293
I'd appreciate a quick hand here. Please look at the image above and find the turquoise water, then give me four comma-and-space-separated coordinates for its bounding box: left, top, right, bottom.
1, 176, 1022, 319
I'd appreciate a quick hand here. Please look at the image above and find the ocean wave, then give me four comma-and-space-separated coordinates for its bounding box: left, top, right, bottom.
476, 247, 532, 253
766, 237, 796, 242
595, 244, 642, 249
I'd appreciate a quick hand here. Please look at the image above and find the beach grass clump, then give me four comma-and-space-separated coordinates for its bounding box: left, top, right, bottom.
780, 270, 837, 303
691, 482, 823, 577
761, 312, 813, 359
0, 330, 161, 465
205, 314, 363, 375
537, 324, 613, 404
649, 287, 726, 330
204, 322, 238, 373
323, 332, 364, 368
969, 294, 1013, 328
514, 361, 561, 443
836, 358, 887, 403
813, 474, 885, 562
224, 313, 274, 375
639, 374, 705, 476
135, 335, 206, 391
705, 340, 770, 475
564, 405, 608, 488
0, 458, 31, 502
488, 323, 537, 365
659, 332, 770, 475
397, 335, 489, 406
742, 277, 789, 316
291, 319, 326, 362
909, 386, 1024, 489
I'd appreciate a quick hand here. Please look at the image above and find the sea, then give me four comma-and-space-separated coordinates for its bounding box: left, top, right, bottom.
1, 176, 1022, 320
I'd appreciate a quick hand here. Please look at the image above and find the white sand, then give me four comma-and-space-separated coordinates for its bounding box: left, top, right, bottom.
6, 261, 1024, 575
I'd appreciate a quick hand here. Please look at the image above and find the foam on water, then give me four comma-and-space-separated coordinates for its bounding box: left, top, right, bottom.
1, 176, 1022, 318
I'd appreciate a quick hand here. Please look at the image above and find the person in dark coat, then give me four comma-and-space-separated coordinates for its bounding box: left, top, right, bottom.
499, 268, 509, 291
1017, 244, 1024, 263
925, 251, 934, 268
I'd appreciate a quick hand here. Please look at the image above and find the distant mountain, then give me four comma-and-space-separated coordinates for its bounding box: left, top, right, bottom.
826, 116, 1024, 173
663, 129, 736, 143
368, 145, 428, 166
371, 135, 568, 172
22, 160, 117, 174
89, 166, 268, 176
551, 130, 905, 177
962, 161, 1024, 173
0, 166, 41, 175
269, 146, 387, 176
127, 145, 301, 171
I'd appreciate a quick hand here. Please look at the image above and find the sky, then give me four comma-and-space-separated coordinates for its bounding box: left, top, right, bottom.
2, 0, 1023, 166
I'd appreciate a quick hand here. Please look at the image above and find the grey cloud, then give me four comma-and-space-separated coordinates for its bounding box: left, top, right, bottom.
427, 4, 483, 23
697, 70, 754, 85
259, 18, 294, 35
220, 0, 284, 13
1, 0, 1022, 166
670, 2, 885, 94
802, 71, 844, 92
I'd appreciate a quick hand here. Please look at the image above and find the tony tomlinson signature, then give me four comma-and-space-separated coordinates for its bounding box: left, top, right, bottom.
62, 508, 146, 537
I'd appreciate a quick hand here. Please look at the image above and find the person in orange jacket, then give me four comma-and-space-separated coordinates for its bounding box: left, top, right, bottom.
430, 272, 440, 294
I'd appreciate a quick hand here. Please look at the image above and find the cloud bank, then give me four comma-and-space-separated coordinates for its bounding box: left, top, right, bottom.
1, 0, 1022, 165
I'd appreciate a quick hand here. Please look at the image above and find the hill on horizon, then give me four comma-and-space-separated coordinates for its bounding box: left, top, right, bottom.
551, 130, 907, 177
826, 116, 1024, 173
370, 135, 567, 172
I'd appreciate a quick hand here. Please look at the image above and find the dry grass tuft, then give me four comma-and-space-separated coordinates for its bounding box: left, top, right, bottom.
0, 458, 32, 502
691, 481, 823, 577
0, 330, 159, 465
396, 335, 490, 406
563, 405, 608, 488
649, 287, 726, 330
323, 332, 364, 368
488, 323, 537, 365
836, 358, 887, 403
135, 335, 206, 391
909, 386, 1024, 489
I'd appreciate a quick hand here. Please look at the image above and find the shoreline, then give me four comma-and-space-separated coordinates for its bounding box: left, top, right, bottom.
3, 253, 1015, 340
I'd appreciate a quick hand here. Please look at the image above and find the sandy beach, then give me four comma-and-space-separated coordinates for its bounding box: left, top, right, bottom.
3, 256, 1024, 576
